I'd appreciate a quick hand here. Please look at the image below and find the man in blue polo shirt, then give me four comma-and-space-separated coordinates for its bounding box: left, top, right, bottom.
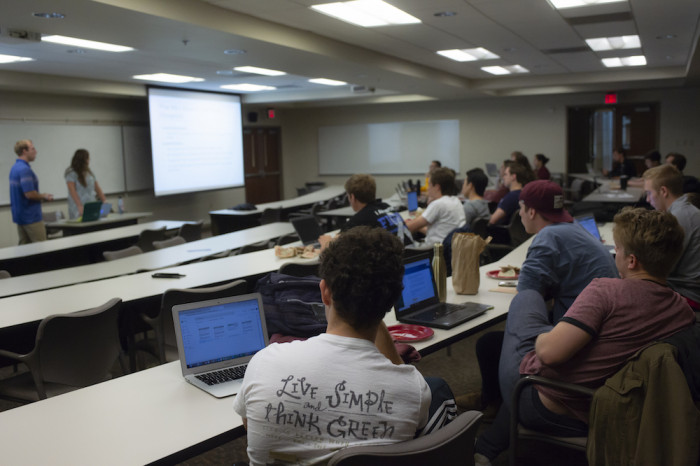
10, 139, 54, 244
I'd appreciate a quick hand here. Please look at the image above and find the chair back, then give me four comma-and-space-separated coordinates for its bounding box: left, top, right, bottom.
178, 221, 203, 242
278, 261, 320, 278
154, 279, 249, 361
328, 410, 483, 466
507, 210, 531, 247
136, 227, 167, 252
36, 298, 122, 388
471, 217, 489, 239
153, 235, 187, 250
103, 245, 143, 261
0, 270, 10, 279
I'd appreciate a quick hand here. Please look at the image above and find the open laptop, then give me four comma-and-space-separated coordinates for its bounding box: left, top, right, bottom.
291, 215, 323, 247
574, 214, 614, 252
67, 201, 102, 223
394, 254, 492, 329
172, 293, 270, 398
485, 162, 500, 178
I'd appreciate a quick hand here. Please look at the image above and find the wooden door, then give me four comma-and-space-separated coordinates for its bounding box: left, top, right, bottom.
243, 127, 282, 204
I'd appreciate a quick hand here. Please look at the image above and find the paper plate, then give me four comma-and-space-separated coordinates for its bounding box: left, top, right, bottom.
487, 270, 519, 280
387, 324, 434, 342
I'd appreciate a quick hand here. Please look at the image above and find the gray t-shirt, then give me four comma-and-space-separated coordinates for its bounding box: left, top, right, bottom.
462, 198, 490, 226
668, 194, 700, 302
65, 168, 97, 219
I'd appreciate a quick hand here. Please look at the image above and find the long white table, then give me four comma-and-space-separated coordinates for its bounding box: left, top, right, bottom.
0, 220, 188, 276
0, 222, 295, 299
0, 232, 535, 465
45, 211, 153, 235
209, 186, 345, 234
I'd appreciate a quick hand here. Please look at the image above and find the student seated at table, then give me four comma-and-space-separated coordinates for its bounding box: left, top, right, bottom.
235, 227, 447, 465
643, 164, 700, 311
488, 161, 529, 225
405, 167, 466, 245
319, 174, 412, 249
461, 168, 490, 225
458, 180, 618, 414
474, 207, 696, 465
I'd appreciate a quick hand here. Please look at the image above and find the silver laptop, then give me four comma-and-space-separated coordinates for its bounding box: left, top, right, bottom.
394, 254, 492, 329
172, 293, 269, 398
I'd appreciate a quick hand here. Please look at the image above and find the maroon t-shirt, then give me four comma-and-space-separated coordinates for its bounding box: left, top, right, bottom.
520, 277, 695, 422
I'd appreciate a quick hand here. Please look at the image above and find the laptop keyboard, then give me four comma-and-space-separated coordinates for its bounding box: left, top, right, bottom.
196, 365, 247, 386
413, 302, 465, 320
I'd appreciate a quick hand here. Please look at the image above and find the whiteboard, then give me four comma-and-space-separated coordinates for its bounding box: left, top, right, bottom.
0, 123, 151, 205
318, 120, 460, 175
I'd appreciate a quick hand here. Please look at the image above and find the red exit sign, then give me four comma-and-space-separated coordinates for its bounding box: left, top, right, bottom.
605, 93, 618, 104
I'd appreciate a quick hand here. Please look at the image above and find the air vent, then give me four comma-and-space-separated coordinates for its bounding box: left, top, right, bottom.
275, 85, 300, 89
542, 46, 590, 54
566, 12, 633, 26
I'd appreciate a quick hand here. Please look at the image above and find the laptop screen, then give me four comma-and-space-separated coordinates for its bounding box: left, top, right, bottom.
395, 255, 438, 316
574, 215, 601, 241
407, 190, 418, 212
291, 216, 323, 246
177, 297, 267, 369
485, 163, 499, 178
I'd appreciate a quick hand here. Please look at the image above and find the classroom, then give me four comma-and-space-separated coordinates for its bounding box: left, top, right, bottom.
0, 1, 699, 464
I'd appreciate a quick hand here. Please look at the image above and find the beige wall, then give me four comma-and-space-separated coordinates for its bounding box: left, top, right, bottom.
0, 91, 246, 247
2, 86, 699, 248
280, 87, 700, 200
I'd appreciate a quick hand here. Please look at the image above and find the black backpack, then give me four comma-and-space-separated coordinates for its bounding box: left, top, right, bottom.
254, 272, 327, 337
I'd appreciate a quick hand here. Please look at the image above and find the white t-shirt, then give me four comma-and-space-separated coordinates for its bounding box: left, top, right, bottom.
233, 333, 431, 465
422, 195, 466, 245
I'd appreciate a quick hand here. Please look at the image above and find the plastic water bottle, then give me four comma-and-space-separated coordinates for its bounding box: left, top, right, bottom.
118, 196, 124, 214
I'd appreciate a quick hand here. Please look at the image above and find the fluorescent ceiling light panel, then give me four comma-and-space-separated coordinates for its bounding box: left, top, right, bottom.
311, 0, 420, 27
586, 35, 641, 51
234, 66, 286, 76
481, 65, 529, 75
601, 55, 646, 67
0, 54, 34, 63
309, 78, 347, 86
42, 35, 133, 52
221, 83, 276, 91
550, 0, 626, 9
133, 73, 204, 83
437, 47, 500, 62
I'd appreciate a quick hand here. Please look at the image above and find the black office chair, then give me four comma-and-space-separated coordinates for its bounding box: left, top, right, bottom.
137, 280, 249, 364
135, 227, 168, 252
103, 245, 143, 261
0, 298, 124, 402
484, 210, 531, 263
178, 221, 203, 242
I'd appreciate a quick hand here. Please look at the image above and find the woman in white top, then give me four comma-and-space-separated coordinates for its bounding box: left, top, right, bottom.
65, 149, 107, 219
406, 167, 466, 245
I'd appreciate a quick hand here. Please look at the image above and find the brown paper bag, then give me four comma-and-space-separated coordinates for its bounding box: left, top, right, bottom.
451, 232, 491, 295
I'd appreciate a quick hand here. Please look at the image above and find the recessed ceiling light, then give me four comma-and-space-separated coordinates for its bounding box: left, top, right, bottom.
221, 83, 276, 92
601, 55, 646, 67
311, 0, 421, 27
549, 0, 625, 9
234, 66, 286, 76
224, 49, 246, 55
437, 48, 500, 62
586, 35, 640, 51
0, 54, 34, 64
309, 78, 347, 86
133, 73, 204, 83
42, 35, 133, 52
481, 65, 529, 75
33, 12, 65, 19
434, 11, 457, 17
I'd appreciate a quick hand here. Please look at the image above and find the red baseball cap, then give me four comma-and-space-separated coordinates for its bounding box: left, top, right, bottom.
519, 180, 573, 223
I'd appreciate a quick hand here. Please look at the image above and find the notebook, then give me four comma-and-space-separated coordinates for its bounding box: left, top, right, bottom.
394, 254, 492, 329
100, 202, 112, 218
172, 293, 270, 398
291, 215, 323, 247
407, 190, 418, 212
574, 215, 615, 252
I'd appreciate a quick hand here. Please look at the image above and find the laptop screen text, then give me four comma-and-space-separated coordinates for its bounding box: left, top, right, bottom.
179, 299, 266, 369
